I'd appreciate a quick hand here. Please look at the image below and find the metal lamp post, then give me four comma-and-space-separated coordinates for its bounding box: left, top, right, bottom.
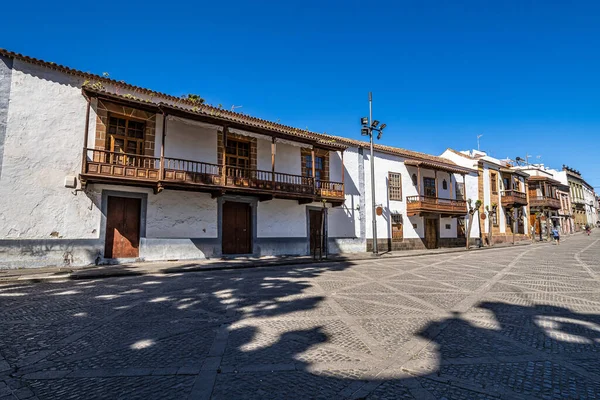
361, 92, 387, 255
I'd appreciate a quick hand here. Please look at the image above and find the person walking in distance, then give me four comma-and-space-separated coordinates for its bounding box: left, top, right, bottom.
552, 226, 560, 245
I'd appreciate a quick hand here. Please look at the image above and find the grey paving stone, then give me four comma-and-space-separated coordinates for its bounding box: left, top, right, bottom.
1, 234, 599, 399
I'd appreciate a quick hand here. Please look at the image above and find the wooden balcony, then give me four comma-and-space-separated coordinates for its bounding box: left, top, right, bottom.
80, 148, 344, 205
501, 190, 528, 208
406, 195, 467, 217
529, 195, 561, 210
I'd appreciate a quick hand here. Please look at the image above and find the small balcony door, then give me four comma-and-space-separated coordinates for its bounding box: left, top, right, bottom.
106, 115, 145, 165
423, 177, 436, 197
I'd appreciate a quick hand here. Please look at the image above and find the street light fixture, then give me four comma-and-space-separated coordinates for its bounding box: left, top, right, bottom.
360, 92, 387, 255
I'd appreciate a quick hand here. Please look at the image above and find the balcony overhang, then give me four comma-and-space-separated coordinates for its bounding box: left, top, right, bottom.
82, 88, 347, 152
80, 148, 345, 206
529, 197, 561, 210
404, 159, 473, 175
406, 195, 467, 217
500, 190, 528, 208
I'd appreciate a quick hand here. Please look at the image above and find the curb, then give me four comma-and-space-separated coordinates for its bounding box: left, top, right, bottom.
0, 240, 545, 284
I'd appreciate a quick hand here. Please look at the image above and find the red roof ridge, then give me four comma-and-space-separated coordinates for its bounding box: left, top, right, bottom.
4, 47, 470, 168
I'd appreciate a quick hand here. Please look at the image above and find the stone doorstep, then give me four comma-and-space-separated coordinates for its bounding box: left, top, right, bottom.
0, 239, 546, 284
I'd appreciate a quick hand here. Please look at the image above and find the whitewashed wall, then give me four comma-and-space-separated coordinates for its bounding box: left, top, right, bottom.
364, 151, 419, 240
257, 199, 306, 238
0, 59, 97, 240
439, 150, 481, 238
163, 118, 218, 164
328, 148, 361, 239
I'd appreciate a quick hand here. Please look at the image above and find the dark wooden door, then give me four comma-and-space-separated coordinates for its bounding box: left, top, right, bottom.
105, 196, 141, 258
222, 201, 251, 254
425, 218, 438, 249
309, 210, 324, 254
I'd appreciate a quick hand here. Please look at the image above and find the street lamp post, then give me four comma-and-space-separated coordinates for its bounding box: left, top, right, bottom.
361, 92, 387, 255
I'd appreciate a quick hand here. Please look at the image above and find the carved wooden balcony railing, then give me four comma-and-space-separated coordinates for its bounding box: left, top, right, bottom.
317, 180, 345, 199
501, 190, 528, 207
164, 157, 222, 186
406, 195, 467, 216
84, 149, 160, 181
529, 195, 561, 210
81, 148, 344, 203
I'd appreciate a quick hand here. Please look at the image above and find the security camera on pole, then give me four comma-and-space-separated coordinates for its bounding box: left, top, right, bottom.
360, 92, 387, 255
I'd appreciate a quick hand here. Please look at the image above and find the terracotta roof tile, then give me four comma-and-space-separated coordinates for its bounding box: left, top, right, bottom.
3, 47, 469, 169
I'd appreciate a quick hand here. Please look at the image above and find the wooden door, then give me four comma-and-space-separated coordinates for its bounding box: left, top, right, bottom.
105, 196, 141, 258
309, 210, 324, 254
222, 201, 251, 254
425, 218, 438, 249
529, 214, 539, 234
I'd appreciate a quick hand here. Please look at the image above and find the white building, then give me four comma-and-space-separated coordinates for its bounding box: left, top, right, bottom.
562, 166, 598, 230
361, 145, 477, 251
0, 49, 478, 268
441, 150, 530, 245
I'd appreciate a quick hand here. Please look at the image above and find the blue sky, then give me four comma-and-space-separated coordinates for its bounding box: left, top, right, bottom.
3, 0, 600, 185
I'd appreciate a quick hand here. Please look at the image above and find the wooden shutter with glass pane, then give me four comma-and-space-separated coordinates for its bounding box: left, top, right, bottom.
388, 172, 402, 201
106, 115, 145, 165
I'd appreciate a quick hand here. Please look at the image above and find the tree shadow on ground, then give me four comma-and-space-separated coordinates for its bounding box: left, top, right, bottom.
1, 260, 600, 399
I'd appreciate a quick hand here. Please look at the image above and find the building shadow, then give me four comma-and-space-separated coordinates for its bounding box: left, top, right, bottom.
2, 262, 600, 399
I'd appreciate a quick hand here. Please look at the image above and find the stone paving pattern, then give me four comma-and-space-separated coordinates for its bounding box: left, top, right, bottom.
1, 233, 600, 399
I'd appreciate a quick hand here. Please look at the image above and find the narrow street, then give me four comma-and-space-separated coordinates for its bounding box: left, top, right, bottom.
2, 233, 600, 399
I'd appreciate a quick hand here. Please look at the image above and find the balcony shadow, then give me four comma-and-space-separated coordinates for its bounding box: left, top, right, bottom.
3, 262, 600, 399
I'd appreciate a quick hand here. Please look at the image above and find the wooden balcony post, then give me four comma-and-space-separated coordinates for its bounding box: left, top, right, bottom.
417, 166, 421, 197
449, 173, 454, 200
341, 150, 345, 186
81, 96, 91, 175
271, 137, 276, 189
222, 127, 228, 185
311, 148, 316, 194
462, 174, 466, 200
434, 170, 438, 197
159, 111, 167, 181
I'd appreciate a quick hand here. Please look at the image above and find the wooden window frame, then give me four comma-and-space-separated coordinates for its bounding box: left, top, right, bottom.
388, 172, 402, 201
225, 138, 251, 169
456, 182, 465, 200
106, 113, 146, 156
304, 154, 324, 180
423, 177, 436, 197
491, 172, 498, 194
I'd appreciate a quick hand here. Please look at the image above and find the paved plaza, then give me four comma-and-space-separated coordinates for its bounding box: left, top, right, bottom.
1, 234, 600, 399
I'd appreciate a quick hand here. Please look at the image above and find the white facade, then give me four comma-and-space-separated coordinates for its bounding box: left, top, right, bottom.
0, 55, 361, 268
363, 149, 476, 250
0, 50, 497, 268
441, 149, 530, 244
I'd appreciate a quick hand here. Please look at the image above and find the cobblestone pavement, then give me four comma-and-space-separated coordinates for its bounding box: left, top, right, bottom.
1, 233, 600, 399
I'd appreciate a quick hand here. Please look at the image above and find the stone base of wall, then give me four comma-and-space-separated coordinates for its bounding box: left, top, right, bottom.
484, 234, 530, 246
366, 238, 428, 252
438, 238, 468, 248
0, 239, 103, 269
367, 237, 475, 252
328, 238, 365, 254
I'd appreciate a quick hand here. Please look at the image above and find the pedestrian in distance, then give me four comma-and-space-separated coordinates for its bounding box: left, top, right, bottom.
552, 227, 560, 245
